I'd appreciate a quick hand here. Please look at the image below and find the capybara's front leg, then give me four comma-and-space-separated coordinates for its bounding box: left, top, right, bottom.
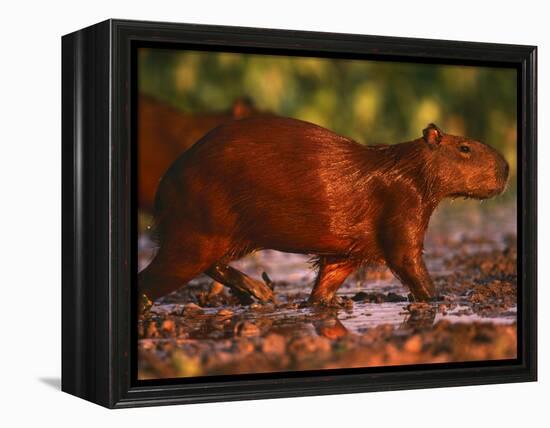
385, 251, 435, 302
206, 263, 274, 304
308, 257, 357, 305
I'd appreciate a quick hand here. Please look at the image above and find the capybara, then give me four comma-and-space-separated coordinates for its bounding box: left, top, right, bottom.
138, 94, 258, 211
138, 117, 509, 307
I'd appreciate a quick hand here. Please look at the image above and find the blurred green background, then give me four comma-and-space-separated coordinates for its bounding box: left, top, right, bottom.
138, 48, 517, 182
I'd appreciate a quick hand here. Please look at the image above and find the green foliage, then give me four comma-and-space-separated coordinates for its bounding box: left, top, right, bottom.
139, 48, 517, 178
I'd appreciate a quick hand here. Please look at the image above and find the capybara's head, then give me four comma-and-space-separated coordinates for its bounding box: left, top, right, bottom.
422, 123, 510, 199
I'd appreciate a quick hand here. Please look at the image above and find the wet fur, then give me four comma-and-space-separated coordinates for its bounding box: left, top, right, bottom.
141, 116, 509, 304
156, 118, 435, 259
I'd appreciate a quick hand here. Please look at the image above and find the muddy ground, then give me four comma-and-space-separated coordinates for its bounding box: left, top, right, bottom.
137, 200, 517, 379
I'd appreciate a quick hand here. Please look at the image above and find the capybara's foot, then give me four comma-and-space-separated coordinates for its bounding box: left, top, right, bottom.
408, 292, 442, 303
207, 264, 275, 303
308, 294, 340, 307
407, 286, 436, 303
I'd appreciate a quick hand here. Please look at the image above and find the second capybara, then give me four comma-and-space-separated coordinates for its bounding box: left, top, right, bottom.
138, 94, 259, 211
139, 117, 509, 306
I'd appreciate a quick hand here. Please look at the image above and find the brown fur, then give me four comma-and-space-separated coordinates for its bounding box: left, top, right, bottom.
138, 95, 258, 211
139, 117, 509, 305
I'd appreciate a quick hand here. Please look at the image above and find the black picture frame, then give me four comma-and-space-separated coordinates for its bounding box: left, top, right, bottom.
61, 19, 537, 409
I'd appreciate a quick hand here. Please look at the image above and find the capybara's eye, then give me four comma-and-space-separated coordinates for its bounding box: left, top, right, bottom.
460, 145, 471, 153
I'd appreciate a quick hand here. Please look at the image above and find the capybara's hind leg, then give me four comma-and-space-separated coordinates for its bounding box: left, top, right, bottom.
309, 257, 357, 305
206, 263, 274, 304
138, 249, 206, 304
138, 236, 227, 304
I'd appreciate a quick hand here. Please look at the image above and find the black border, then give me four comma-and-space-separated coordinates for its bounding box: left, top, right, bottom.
62, 19, 537, 408
131, 40, 521, 387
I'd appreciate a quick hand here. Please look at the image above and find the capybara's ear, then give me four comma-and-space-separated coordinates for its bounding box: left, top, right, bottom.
232, 97, 255, 119
423, 123, 443, 145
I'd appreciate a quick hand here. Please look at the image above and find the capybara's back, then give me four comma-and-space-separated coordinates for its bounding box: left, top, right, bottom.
155, 116, 369, 255
139, 116, 509, 308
